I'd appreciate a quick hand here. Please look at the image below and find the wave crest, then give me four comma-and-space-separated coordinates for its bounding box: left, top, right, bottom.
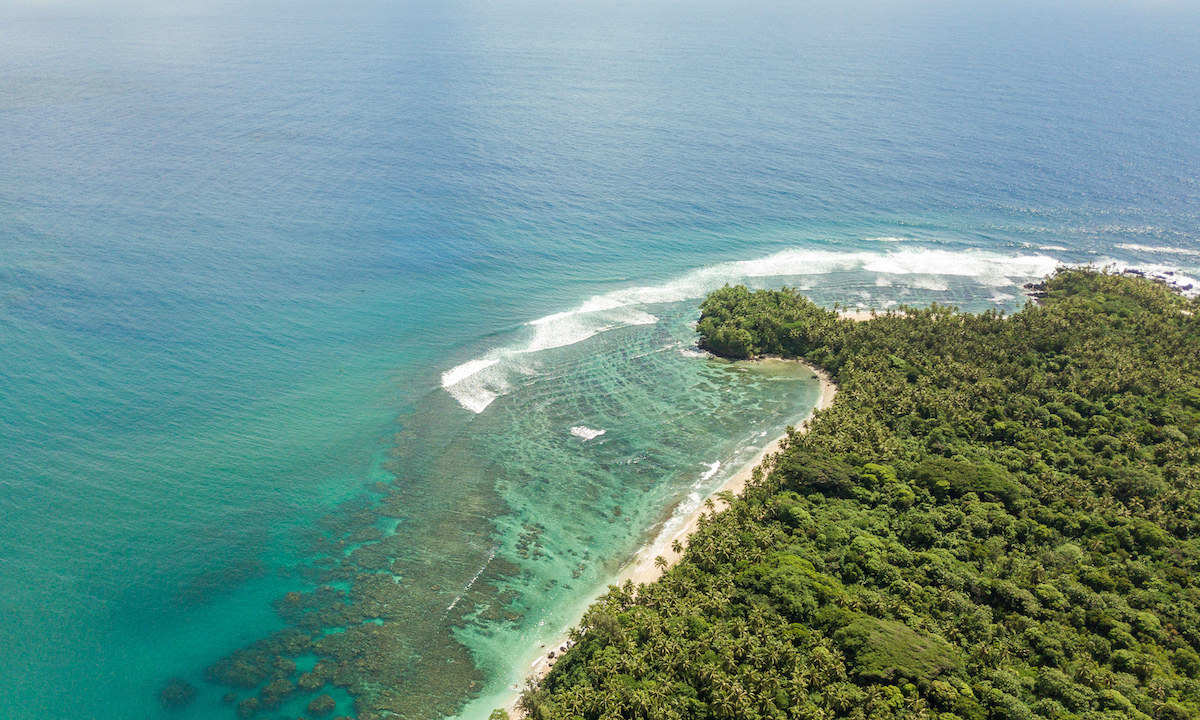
440, 246, 1082, 413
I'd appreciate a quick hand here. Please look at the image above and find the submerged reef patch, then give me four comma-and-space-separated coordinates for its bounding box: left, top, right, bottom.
197, 433, 523, 720
158, 677, 197, 710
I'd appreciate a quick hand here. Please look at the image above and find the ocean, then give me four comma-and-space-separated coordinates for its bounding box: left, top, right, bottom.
1, 1, 1198, 718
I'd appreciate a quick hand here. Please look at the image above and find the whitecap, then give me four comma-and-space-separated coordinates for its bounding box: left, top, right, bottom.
908, 276, 949, 291
442, 356, 523, 414
700, 461, 721, 481
439, 246, 1114, 413
1117, 243, 1200, 257
441, 358, 500, 388
570, 426, 606, 441
525, 305, 657, 353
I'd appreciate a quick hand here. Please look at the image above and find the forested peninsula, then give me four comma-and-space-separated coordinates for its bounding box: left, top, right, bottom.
519, 269, 1200, 720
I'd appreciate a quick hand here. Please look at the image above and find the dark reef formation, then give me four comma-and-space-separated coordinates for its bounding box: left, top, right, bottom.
190, 433, 532, 720
158, 677, 197, 710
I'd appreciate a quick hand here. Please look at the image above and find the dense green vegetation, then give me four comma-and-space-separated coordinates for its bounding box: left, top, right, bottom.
520, 270, 1200, 720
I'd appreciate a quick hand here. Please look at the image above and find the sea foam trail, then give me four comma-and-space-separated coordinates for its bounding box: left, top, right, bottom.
440, 246, 1175, 414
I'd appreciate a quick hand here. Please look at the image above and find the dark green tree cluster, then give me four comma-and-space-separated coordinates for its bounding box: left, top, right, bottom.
520, 269, 1200, 720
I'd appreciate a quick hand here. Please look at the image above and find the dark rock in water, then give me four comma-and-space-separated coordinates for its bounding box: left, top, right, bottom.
236, 696, 259, 719
307, 693, 337, 717
222, 692, 238, 704
273, 657, 297, 678
159, 677, 197, 709
206, 629, 313, 689
297, 670, 324, 691
258, 677, 296, 709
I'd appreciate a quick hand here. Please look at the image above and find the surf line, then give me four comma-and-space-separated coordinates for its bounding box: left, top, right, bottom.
440, 247, 1077, 414
442, 544, 499, 619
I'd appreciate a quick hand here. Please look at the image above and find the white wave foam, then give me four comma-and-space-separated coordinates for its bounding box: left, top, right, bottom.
440, 247, 1102, 413
1117, 243, 1200, 257
529, 296, 625, 324
908, 277, 949, 291
700, 461, 721, 481
570, 426, 606, 441
442, 356, 522, 414
1141, 267, 1200, 297
526, 304, 657, 353
441, 358, 500, 388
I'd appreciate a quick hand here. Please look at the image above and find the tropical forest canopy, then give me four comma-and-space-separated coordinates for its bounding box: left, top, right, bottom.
520, 269, 1200, 720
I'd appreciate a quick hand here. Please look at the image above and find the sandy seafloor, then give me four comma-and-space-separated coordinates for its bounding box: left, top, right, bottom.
510, 360, 838, 715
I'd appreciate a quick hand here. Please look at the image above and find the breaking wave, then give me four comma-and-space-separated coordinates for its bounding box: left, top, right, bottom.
440, 246, 1196, 413
1116, 243, 1200, 257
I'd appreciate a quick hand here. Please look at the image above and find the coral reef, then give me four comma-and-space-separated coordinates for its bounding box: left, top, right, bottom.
257, 676, 295, 710
235, 696, 258, 719
203, 462, 516, 720
306, 693, 336, 717
158, 677, 197, 709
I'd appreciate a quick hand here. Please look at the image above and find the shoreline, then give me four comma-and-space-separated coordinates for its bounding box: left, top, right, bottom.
611, 361, 836, 589
508, 359, 837, 714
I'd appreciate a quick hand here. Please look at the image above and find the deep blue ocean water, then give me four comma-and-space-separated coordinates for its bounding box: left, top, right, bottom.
2, 1, 1199, 718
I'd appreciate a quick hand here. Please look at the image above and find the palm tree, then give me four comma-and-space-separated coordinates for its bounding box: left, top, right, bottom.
711, 689, 737, 718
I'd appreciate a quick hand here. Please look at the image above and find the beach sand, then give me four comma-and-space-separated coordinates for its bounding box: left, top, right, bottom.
840, 310, 879, 321
511, 361, 837, 708
613, 362, 836, 589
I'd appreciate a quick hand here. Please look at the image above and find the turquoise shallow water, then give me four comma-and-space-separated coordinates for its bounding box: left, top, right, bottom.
2, 1, 1200, 718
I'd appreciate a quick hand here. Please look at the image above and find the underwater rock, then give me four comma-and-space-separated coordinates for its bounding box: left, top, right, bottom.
206, 656, 269, 689
297, 671, 324, 692
207, 629, 313, 689
258, 677, 296, 710
273, 657, 297, 677
236, 696, 259, 719
307, 694, 337, 717
200, 475, 510, 720
158, 677, 197, 709
222, 692, 238, 704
